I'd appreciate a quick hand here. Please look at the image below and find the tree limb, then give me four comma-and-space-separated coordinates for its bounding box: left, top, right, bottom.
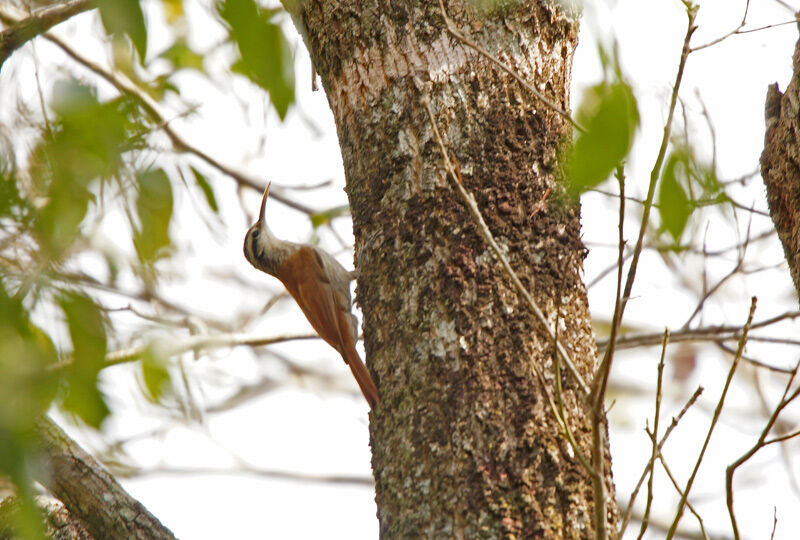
33, 416, 176, 540
0, 0, 93, 71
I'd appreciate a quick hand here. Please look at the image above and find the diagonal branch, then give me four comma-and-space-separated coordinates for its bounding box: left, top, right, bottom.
0, 0, 93, 71
0, 3, 315, 215
665, 297, 757, 539
619, 384, 704, 536
33, 415, 176, 540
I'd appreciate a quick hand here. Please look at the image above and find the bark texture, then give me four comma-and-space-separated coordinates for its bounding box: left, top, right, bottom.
33, 417, 176, 540
290, 1, 617, 537
761, 29, 800, 302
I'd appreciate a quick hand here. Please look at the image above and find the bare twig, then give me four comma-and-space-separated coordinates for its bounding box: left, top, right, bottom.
666, 297, 757, 539
770, 507, 778, 540
727, 359, 800, 539
598, 310, 800, 363
436, 0, 583, 132
691, 3, 798, 52
590, 164, 627, 540
51, 330, 320, 371
636, 329, 669, 540
0, 3, 314, 215
652, 443, 710, 540
690, 0, 749, 52
116, 465, 373, 486
416, 78, 590, 395
619, 385, 704, 536
617, 6, 697, 326
682, 223, 749, 328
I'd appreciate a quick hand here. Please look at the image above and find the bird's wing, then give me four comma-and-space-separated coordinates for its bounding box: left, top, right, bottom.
284, 246, 349, 353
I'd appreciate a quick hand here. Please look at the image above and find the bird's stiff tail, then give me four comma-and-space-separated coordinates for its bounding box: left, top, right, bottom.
343, 346, 380, 410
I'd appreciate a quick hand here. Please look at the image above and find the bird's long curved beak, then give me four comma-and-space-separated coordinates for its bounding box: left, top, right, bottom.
258, 182, 271, 225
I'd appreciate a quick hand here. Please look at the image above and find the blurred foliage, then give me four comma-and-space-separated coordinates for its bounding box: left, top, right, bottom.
567, 80, 639, 195
658, 144, 730, 243
139, 347, 171, 403
0, 0, 301, 530
96, 0, 148, 61
217, 0, 295, 119
188, 166, 219, 214
57, 292, 110, 428
134, 168, 174, 264
566, 41, 639, 195
31, 80, 137, 260
158, 38, 206, 75
567, 41, 732, 250
310, 205, 350, 229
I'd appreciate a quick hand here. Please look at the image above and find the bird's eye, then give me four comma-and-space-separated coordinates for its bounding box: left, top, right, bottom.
251, 229, 260, 239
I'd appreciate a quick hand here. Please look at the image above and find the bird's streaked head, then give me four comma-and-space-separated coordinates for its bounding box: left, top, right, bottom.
243, 182, 271, 270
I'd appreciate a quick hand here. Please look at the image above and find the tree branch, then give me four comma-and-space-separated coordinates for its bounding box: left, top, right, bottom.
666, 297, 757, 539
33, 416, 176, 540
0, 2, 315, 215
0, 0, 93, 71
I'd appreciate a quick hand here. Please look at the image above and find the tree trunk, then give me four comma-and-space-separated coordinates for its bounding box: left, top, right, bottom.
761, 29, 800, 302
289, 1, 617, 537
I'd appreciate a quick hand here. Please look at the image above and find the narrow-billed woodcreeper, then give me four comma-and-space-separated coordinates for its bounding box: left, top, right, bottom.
243, 183, 380, 409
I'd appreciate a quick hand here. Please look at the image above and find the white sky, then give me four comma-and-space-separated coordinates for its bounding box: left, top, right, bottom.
3, 0, 800, 538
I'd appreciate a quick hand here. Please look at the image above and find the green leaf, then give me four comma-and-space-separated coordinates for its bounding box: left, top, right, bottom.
217, 0, 295, 119
58, 292, 110, 428
140, 348, 171, 402
310, 205, 350, 229
134, 169, 174, 262
190, 166, 219, 213
0, 169, 24, 221
159, 38, 205, 73
568, 82, 639, 194
96, 0, 148, 61
161, 0, 185, 23
658, 152, 692, 242
35, 80, 131, 258
0, 282, 58, 432
0, 286, 53, 540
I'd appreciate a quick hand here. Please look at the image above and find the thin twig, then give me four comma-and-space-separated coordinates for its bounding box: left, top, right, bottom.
50, 331, 320, 371
617, 6, 697, 326
770, 507, 778, 540
727, 359, 800, 539
117, 465, 374, 486
690, 1, 800, 52
666, 297, 757, 539
636, 329, 669, 540
682, 212, 752, 329
0, 3, 314, 215
416, 78, 590, 396
590, 164, 627, 539
436, 0, 583, 132
619, 385, 704, 536
598, 309, 800, 357
652, 443, 710, 540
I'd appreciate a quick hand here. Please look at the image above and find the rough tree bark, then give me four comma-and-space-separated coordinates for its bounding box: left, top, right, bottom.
761, 23, 800, 302
32, 417, 176, 540
287, 1, 617, 537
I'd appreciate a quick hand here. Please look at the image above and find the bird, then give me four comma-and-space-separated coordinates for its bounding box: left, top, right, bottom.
243, 183, 380, 409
